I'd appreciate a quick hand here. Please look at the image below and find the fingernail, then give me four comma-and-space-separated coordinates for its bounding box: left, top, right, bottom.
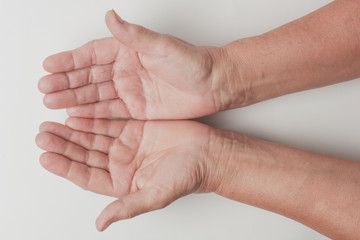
112, 9, 124, 24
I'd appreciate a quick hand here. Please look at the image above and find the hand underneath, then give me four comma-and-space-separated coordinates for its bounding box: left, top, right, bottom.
39, 10, 230, 119
36, 118, 214, 231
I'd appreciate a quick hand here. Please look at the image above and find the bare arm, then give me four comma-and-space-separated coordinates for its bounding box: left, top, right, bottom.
39, 1, 360, 118
36, 118, 360, 238
205, 129, 360, 240
213, 0, 360, 109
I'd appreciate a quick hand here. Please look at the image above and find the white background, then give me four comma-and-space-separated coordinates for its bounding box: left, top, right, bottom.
1, 0, 359, 239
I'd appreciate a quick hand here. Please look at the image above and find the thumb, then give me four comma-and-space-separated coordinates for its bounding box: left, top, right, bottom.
105, 10, 163, 54
96, 189, 168, 231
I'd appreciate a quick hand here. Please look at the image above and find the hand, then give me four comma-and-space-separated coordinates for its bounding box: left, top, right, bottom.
38, 10, 233, 120
36, 118, 214, 231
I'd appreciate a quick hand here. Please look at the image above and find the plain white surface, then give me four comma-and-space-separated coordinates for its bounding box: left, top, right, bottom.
1, 0, 359, 239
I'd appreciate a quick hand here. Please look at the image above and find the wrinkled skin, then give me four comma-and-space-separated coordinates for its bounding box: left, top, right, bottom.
39, 10, 222, 119
36, 117, 213, 231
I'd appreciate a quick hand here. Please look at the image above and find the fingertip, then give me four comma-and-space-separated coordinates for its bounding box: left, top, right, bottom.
38, 122, 45, 132
43, 94, 58, 109
43, 52, 74, 73
36, 132, 57, 153
43, 56, 50, 72
105, 9, 113, 20
43, 55, 56, 73
35, 132, 44, 147
96, 201, 120, 232
95, 217, 104, 232
39, 121, 52, 132
96, 214, 111, 232
35, 132, 52, 149
43, 95, 52, 109
38, 76, 47, 93
39, 121, 66, 135
65, 116, 80, 129
113, 9, 125, 24
66, 107, 77, 116
39, 74, 70, 94
39, 152, 67, 176
39, 152, 51, 169
43, 54, 65, 73
96, 223, 103, 232
106, 9, 124, 24
105, 9, 128, 41
65, 117, 74, 127
105, 10, 114, 27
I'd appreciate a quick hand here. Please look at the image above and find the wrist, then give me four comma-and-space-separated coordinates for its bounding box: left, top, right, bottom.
204, 38, 262, 111
217, 35, 294, 109
203, 46, 251, 111
198, 127, 248, 195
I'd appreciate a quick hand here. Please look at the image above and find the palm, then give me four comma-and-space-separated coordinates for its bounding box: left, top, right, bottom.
36, 118, 211, 227
39, 11, 218, 119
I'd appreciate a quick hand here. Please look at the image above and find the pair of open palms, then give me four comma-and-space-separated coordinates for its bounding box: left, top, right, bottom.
36, 10, 226, 231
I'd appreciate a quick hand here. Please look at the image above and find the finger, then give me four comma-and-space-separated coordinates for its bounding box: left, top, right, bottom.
40, 152, 114, 196
43, 37, 120, 73
66, 99, 132, 119
105, 10, 164, 54
38, 64, 114, 94
66, 117, 128, 138
43, 81, 117, 109
39, 121, 114, 155
36, 131, 109, 170
96, 189, 168, 231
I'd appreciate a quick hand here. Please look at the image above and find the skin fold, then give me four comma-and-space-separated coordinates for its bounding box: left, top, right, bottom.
37, 0, 360, 239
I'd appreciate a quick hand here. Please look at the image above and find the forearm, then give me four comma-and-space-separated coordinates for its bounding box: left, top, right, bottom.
212, 0, 360, 109
205, 129, 360, 240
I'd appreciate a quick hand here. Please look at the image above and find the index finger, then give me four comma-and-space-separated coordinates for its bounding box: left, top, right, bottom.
43, 37, 121, 73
